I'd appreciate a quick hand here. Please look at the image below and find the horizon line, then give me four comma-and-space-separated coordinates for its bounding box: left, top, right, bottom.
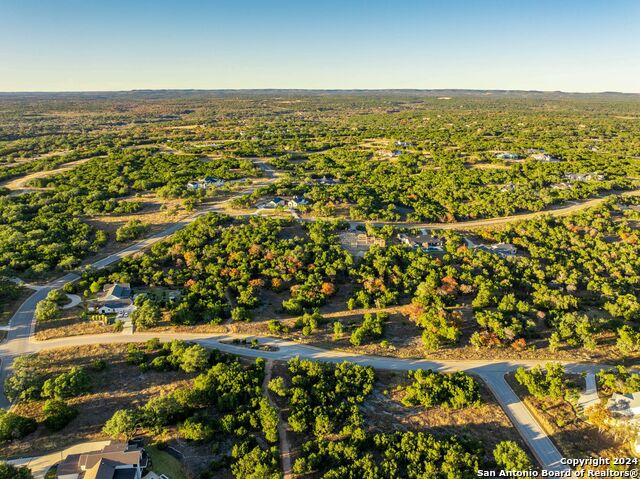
0, 88, 639, 96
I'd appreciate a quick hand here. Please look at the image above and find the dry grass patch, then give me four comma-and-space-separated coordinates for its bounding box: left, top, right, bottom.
361, 371, 533, 464
4, 344, 194, 459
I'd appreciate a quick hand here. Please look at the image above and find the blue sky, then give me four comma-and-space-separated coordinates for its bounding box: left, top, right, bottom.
0, 0, 638, 92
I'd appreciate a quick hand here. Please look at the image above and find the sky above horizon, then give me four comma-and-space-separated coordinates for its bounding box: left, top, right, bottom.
0, 0, 639, 92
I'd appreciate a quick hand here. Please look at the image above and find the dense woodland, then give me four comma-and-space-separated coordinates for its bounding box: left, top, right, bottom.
1, 93, 640, 475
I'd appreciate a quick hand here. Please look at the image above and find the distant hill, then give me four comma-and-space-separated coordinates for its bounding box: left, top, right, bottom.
0, 89, 639, 100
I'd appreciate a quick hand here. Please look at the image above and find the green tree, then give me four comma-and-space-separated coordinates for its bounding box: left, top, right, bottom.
35, 299, 60, 322
493, 441, 532, 471
0, 411, 37, 441
0, 462, 33, 479
42, 399, 78, 431
103, 409, 138, 440
259, 398, 279, 443
131, 299, 161, 329
179, 344, 210, 372
41, 367, 91, 399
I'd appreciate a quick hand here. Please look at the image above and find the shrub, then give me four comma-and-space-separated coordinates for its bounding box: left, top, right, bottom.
35, 299, 60, 322
115, 219, 150, 242
401, 370, 482, 409
0, 411, 37, 441
103, 409, 138, 440
0, 462, 33, 479
42, 399, 78, 431
493, 441, 532, 471
41, 367, 91, 399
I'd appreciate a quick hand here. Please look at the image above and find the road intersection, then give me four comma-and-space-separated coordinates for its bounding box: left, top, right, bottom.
2, 160, 629, 473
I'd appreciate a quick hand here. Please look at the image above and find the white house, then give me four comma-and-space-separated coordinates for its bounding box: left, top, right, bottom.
186, 176, 225, 190
532, 153, 561, 162
496, 153, 521, 160
287, 196, 310, 209
474, 242, 518, 258
317, 176, 340, 185
260, 197, 286, 209
564, 172, 605, 182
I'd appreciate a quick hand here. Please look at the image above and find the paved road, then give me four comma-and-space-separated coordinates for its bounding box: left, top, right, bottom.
0, 159, 621, 473
5, 330, 610, 472
0, 164, 278, 409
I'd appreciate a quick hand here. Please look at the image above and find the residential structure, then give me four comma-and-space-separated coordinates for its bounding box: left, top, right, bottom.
397, 232, 444, 252
474, 242, 518, 258
258, 197, 286, 209
531, 153, 561, 162
287, 196, 310, 209
186, 176, 225, 190
90, 283, 135, 316
57, 442, 148, 479
317, 175, 340, 185
495, 153, 521, 160
563, 172, 605, 182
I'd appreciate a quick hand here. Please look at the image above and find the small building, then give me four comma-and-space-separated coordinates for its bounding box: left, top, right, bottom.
57, 442, 148, 479
262, 197, 286, 209
97, 301, 134, 316
186, 177, 225, 190
531, 153, 561, 162
500, 183, 517, 193
564, 172, 605, 182
474, 242, 517, 258
395, 141, 413, 147
496, 153, 521, 160
397, 232, 444, 252
287, 196, 310, 209
317, 175, 339, 186
89, 283, 134, 316
606, 392, 640, 418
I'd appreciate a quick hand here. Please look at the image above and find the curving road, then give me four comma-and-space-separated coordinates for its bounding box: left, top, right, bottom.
2, 160, 628, 473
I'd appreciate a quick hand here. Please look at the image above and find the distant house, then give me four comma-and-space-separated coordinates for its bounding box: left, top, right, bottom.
317, 175, 340, 186
564, 172, 605, 182
531, 153, 561, 162
474, 242, 517, 258
496, 153, 521, 160
397, 233, 444, 252
606, 392, 640, 418
262, 197, 286, 209
57, 441, 148, 479
287, 196, 310, 209
186, 177, 225, 190
395, 141, 413, 147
